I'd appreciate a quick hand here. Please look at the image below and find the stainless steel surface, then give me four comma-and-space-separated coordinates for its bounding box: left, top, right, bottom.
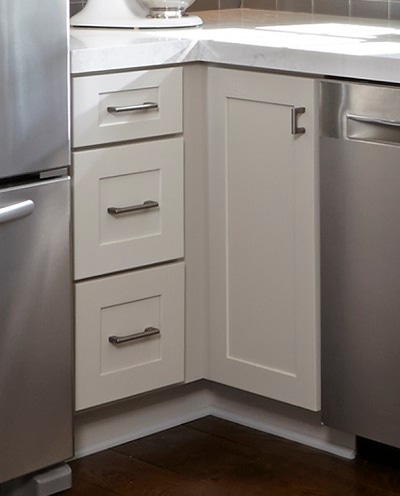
291, 106, 306, 135
40, 167, 69, 180
320, 80, 400, 448
1, 463, 72, 496
321, 80, 400, 139
109, 326, 161, 345
0, 0, 72, 486
0, 200, 34, 225
107, 102, 159, 114
0, 0, 69, 179
347, 113, 400, 144
108, 200, 159, 216
347, 113, 400, 128
147, 8, 185, 18
0, 177, 73, 484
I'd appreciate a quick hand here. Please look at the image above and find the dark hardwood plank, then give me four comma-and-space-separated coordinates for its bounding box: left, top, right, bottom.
186, 415, 324, 457
60, 416, 400, 496
113, 424, 266, 480
205, 453, 400, 496
63, 449, 223, 496
60, 477, 121, 496
186, 416, 400, 495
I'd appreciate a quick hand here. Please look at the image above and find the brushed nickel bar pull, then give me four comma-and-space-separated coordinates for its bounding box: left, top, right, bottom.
108, 200, 159, 216
291, 107, 306, 135
109, 327, 161, 345
0, 200, 34, 225
107, 102, 159, 114
347, 113, 400, 128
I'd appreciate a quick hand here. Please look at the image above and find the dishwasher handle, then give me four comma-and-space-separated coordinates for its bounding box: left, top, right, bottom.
0, 200, 34, 225
347, 113, 400, 145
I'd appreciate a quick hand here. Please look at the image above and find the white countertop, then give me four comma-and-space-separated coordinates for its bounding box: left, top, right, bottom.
70, 8, 400, 83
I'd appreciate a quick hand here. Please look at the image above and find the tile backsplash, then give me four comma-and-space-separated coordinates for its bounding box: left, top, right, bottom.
69, 0, 400, 20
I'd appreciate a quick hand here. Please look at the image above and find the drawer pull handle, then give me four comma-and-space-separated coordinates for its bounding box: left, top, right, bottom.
108, 200, 159, 216
109, 327, 161, 345
107, 102, 159, 114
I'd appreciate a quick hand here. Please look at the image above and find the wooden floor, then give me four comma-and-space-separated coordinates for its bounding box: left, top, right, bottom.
62, 416, 400, 496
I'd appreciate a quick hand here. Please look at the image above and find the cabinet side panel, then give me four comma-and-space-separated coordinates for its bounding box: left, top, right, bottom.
184, 64, 210, 382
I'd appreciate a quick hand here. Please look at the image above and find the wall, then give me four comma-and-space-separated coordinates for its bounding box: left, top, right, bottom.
70, 0, 400, 19
242, 0, 400, 19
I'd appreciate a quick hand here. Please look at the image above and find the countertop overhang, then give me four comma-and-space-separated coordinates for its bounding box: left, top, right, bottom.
70, 9, 400, 83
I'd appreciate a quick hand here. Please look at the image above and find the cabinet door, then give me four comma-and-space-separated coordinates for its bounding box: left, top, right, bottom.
75, 262, 184, 411
208, 68, 319, 410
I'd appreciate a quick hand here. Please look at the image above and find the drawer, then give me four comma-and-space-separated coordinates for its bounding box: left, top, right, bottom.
72, 67, 182, 148
73, 137, 184, 280
75, 262, 185, 411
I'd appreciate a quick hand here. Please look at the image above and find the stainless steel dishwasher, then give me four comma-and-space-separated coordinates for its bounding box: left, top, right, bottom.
320, 80, 400, 449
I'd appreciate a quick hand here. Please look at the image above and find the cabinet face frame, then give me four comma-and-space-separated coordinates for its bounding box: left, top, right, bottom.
207, 67, 320, 411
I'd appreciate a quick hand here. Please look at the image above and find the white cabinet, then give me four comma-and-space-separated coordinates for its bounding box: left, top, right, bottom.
75, 263, 184, 411
73, 138, 184, 280
207, 67, 320, 410
73, 67, 182, 148
72, 62, 321, 413
72, 67, 185, 410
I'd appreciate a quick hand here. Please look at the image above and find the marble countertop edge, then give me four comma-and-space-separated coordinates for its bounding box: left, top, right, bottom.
70, 9, 400, 83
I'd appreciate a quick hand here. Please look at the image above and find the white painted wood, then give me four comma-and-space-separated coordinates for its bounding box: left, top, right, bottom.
73, 137, 184, 280
72, 67, 182, 148
182, 64, 209, 382
74, 381, 355, 461
74, 382, 212, 458
75, 262, 185, 411
208, 383, 355, 459
207, 67, 320, 410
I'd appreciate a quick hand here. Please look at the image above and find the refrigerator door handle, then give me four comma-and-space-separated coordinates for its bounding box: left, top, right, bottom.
0, 200, 34, 225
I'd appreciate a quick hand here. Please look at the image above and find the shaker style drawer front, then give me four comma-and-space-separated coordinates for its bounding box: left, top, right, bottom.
75, 262, 185, 411
72, 67, 182, 148
73, 137, 184, 280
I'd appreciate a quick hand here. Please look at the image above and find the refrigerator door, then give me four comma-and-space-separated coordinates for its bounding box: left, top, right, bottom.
0, 0, 69, 179
0, 176, 73, 484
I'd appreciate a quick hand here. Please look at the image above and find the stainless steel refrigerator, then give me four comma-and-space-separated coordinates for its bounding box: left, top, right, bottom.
0, 0, 73, 486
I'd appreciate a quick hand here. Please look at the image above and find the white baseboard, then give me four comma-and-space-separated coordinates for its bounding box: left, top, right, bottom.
75, 406, 213, 459
74, 381, 356, 461
209, 382, 356, 459
74, 382, 212, 459
211, 406, 355, 459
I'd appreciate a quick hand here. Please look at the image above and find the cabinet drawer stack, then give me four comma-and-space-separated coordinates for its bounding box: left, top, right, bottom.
72, 67, 184, 411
